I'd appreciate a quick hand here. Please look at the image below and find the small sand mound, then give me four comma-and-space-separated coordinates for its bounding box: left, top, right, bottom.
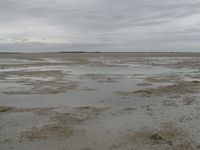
21, 113, 80, 141
111, 123, 197, 150
20, 106, 108, 141
0, 106, 13, 113
21, 124, 73, 140
134, 81, 200, 97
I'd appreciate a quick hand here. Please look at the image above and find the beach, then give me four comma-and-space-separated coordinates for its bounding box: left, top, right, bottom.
1, 52, 200, 150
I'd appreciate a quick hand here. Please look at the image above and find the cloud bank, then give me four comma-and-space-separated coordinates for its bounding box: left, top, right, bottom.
0, 0, 200, 52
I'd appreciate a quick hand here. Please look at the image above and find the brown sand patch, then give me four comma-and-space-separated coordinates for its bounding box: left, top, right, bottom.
21, 124, 73, 141
0, 106, 56, 116
0, 106, 13, 113
144, 75, 180, 83
79, 74, 121, 83
51, 113, 82, 124
1, 70, 78, 94
134, 81, 200, 97
21, 113, 80, 141
74, 106, 110, 120
137, 83, 153, 86
111, 123, 197, 150
3, 81, 77, 94
119, 107, 137, 115
78, 86, 98, 91
21, 106, 109, 141
0, 70, 66, 79
14, 107, 55, 116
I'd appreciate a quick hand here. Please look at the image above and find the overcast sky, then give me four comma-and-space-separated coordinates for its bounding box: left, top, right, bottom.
0, 0, 200, 52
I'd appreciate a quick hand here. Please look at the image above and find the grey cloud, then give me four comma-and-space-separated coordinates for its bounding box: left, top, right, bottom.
0, 0, 200, 52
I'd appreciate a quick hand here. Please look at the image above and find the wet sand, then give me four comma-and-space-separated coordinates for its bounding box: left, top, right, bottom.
1, 52, 200, 150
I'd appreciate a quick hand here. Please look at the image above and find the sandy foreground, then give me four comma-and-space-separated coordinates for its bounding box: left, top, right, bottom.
1, 52, 200, 150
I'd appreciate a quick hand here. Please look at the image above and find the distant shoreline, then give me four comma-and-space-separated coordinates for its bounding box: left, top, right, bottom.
0, 51, 200, 54
1, 51, 200, 58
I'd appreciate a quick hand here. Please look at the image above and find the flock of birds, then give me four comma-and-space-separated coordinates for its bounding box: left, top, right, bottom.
89, 56, 120, 65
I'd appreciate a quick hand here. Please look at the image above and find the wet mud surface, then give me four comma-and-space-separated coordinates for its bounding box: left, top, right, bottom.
1, 52, 200, 150
110, 123, 198, 150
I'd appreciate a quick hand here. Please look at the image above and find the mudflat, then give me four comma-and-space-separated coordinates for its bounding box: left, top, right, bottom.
1, 52, 200, 150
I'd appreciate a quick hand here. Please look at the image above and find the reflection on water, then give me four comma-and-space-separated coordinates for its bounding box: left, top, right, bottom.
0, 55, 199, 108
